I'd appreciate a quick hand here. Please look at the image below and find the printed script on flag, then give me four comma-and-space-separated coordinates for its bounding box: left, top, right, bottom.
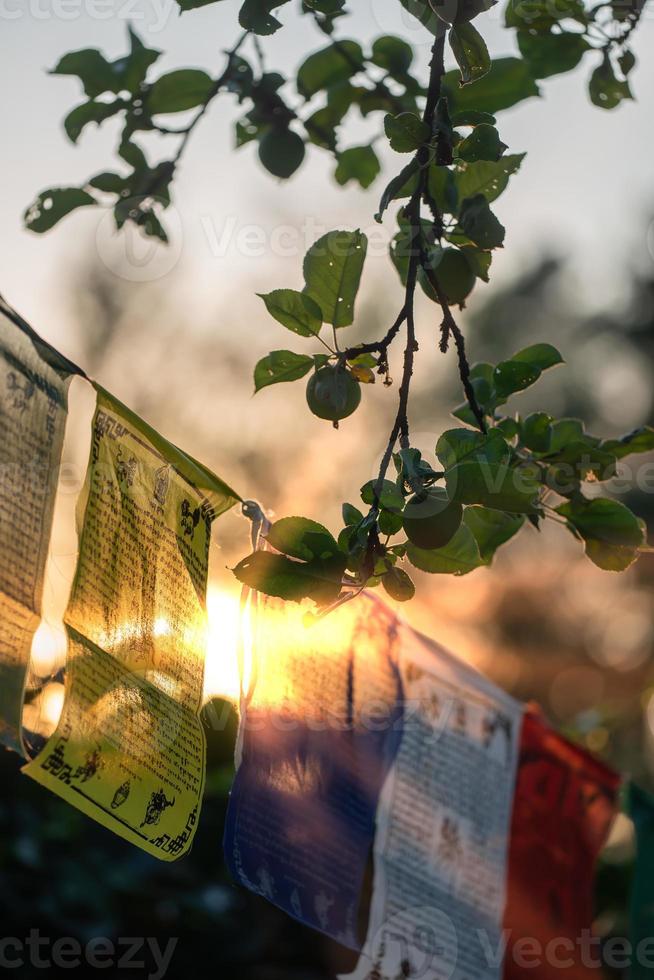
0, 298, 79, 755
344, 620, 522, 980
24, 385, 240, 860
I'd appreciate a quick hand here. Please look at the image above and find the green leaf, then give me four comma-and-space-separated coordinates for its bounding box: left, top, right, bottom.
122, 27, 161, 93
63, 100, 123, 143
493, 359, 541, 399
376, 158, 420, 222
360, 479, 405, 512
452, 403, 483, 429
406, 524, 482, 575
258, 289, 323, 337
457, 124, 507, 163
585, 537, 643, 572
382, 566, 416, 601
335, 145, 381, 189
384, 112, 431, 153
505, 0, 587, 29
297, 41, 364, 99
461, 246, 493, 281
254, 350, 314, 391
521, 412, 552, 452
463, 506, 525, 564
557, 497, 645, 571
459, 194, 505, 249
239, 0, 291, 35
370, 36, 414, 75
454, 153, 526, 205
450, 369, 496, 415
442, 0, 498, 24
233, 550, 345, 604
379, 509, 404, 535
119, 138, 148, 170
557, 498, 644, 546
147, 69, 214, 114
52, 30, 161, 98
589, 54, 633, 109
451, 109, 496, 126
601, 427, 654, 460
176, 0, 223, 9
548, 418, 598, 452
427, 164, 458, 213
449, 23, 492, 86
618, 49, 636, 77
546, 442, 617, 481
443, 57, 540, 115
342, 502, 364, 525
51, 48, 119, 98
517, 30, 589, 79
258, 128, 306, 178
512, 342, 564, 372
266, 516, 340, 561
496, 416, 520, 440
303, 229, 367, 327
24, 188, 96, 233
88, 172, 130, 193
446, 460, 542, 513
397, 0, 443, 34
436, 428, 509, 470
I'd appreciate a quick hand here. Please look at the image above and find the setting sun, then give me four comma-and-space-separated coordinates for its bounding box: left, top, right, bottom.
204, 586, 243, 704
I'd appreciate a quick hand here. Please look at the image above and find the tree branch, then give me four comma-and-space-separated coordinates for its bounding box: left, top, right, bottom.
369, 33, 446, 508
169, 31, 250, 171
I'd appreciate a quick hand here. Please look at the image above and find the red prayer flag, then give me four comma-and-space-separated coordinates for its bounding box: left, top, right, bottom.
503, 709, 621, 980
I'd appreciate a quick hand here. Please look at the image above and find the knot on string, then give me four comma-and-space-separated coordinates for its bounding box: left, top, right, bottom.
241, 500, 271, 550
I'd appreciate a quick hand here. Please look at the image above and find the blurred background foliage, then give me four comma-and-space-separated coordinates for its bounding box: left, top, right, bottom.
1, 220, 653, 974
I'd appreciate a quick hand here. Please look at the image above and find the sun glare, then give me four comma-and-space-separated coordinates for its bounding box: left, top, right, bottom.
30, 620, 67, 678
204, 586, 243, 704
26, 586, 341, 727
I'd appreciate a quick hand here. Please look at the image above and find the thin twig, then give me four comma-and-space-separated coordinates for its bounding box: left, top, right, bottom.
171, 31, 250, 170
340, 304, 408, 361
422, 264, 487, 433
370, 33, 446, 505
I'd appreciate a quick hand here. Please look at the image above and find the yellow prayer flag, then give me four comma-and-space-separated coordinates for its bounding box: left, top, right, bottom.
25, 386, 240, 859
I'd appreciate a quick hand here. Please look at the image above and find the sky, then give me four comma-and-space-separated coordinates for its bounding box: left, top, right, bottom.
2, 0, 654, 361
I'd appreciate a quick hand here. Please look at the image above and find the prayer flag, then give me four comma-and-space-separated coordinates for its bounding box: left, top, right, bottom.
346, 617, 522, 980
502, 709, 621, 980
24, 385, 240, 859
224, 592, 403, 949
0, 296, 81, 755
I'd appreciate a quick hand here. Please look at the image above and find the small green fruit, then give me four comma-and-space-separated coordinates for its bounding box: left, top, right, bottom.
306, 366, 361, 422
258, 128, 306, 179
432, 247, 476, 306
402, 487, 463, 549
